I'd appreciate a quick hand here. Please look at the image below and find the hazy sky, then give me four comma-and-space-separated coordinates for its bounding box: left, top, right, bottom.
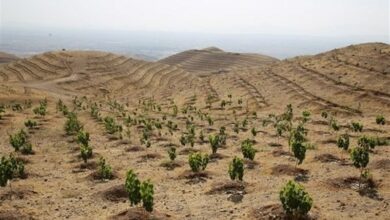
1, 0, 389, 38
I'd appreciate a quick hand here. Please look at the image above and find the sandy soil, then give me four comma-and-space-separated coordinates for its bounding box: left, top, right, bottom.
0, 43, 389, 220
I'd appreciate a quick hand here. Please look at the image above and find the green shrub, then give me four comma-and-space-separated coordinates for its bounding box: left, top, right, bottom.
24, 119, 38, 129
11, 103, 23, 112
228, 156, 244, 181
208, 134, 220, 154
302, 111, 311, 123
140, 180, 154, 212
280, 180, 313, 217
251, 127, 257, 137
329, 118, 340, 131
199, 130, 205, 143
358, 136, 377, 149
233, 122, 240, 134
124, 169, 155, 212
241, 139, 256, 160
321, 111, 328, 119
337, 133, 349, 151
351, 122, 363, 132
9, 129, 28, 152
98, 157, 113, 180
168, 147, 176, 161
291, 140, 306, 165
80, 145, 92, 163
207, 116, 213, 126
33, 101, 47, 116
125, 169, 141, 206
350, 147, 369, 176
375, 115, 385, 125
188, 152, 209, 172
77, 130, 90, 147
20, 142, 33, 155
64, 113, 83, 135
104, 116, 122, 135
0, 155, 25, 187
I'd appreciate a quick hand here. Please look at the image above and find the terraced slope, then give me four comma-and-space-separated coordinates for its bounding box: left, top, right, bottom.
0, 50, 205, 105
0, 51, 19, 64
159, 47, 278, 75
0, 43, 390, 220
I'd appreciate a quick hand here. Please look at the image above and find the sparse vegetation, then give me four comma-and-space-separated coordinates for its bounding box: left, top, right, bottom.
350, 147, 369, 181
168, 147, 176, 161
208, 134, 220, 154
188, 152, 209, 172
375, 115, 385, 125
280, 180, 313, 218
351, 122, 363, 132
24, 119, 38, 129
98, 157, 113, 180
125, 169, 154, 212
241, 139, 256, 160
228, 156, 244, 181
64, 112, 83, 135
0, 155, 25, 187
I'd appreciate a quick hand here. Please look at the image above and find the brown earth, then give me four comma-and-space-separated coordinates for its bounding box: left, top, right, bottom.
0, 43, 389, 219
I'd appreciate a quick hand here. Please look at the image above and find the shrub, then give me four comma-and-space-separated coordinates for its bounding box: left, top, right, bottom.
302, 111, 311, 123
351, 122, 363, 132
64, 113, 83, 135
33, 102, 47, 116
90, 103, 100, 119
291, 140, 306, 165
104, 116, 122, 135
280, 180, 313, 217
199, 130, 205, 143
242, 118, 248, 128
0, 155, 25, 187
321, 111, 328, 119
288, 124, 307, 147
0, 157, 13, 187
241, 139, 256, 160
80, 145, 92, 163
125, 169, 155, 212
24, 119, 38, 129
358, 136, 377, 149
20, 143, 33, 155
168, 147, 176, 161
77, 130, 90, 147
11, 103, 23, 112
233, 122, 240, 134
228, 156, 244, 181
140, 180, 154, 212
251, 127, 257, 137
337, 133, 349, 151
375, 115, 385, 125
350, 147, 369, 176
207, 116, 213, 126
208, 134, 220, 154
9, 129, 28, 152
125, 169, 141, 206
98, 157, 113, 180
188, 152, 209, 172
330, 118, 340, 131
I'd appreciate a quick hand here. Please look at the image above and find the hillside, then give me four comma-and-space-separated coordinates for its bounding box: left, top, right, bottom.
0, 51, 19, 64
0, 43, 389, 220
159, 47, 278, 75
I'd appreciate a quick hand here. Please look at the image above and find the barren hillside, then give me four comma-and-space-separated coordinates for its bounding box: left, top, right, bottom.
159, 47, 278, 76
0, 52, 19, 64
0, 43, 389, 220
